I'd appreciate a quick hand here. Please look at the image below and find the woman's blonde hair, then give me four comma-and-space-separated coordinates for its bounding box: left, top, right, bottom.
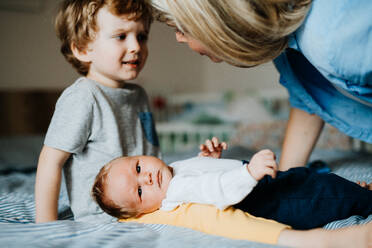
55, 0, 153, 75
150, 0, 312, 67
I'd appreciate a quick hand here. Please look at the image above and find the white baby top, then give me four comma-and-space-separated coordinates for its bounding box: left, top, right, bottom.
161, 156, 257, 211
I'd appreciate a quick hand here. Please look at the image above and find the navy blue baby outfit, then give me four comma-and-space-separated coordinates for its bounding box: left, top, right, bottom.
234, 167, 372, 230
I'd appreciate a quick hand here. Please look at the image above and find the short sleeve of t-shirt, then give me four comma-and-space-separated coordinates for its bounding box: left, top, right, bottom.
274, 52, 313, 115
44, 82, 94, 153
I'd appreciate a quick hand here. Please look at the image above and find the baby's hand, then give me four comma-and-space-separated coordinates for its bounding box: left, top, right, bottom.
247, 149, 277, 181
198, 137, 227, 159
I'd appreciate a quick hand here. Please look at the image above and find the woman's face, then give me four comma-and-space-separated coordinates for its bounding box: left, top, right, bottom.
174, 30, 223, 63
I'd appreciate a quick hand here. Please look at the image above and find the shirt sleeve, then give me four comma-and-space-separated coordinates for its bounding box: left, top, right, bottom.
161, 164, 257, 211
44, 85, 94, 153
274, 51, 315, 114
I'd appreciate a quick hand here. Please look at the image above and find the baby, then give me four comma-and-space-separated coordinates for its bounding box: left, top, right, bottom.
92, 138, 372, 229
92, 138, 276, 217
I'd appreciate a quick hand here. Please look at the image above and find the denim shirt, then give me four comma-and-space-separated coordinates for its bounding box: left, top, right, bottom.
274, 0, 372, 143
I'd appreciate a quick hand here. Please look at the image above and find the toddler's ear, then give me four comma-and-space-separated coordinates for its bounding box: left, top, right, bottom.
71, 43, 92, 63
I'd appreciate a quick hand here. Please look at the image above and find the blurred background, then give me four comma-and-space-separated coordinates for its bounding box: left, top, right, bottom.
0, 0, 367, 170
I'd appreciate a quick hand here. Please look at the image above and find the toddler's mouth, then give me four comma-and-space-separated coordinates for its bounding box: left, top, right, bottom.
122, 60, 140, 67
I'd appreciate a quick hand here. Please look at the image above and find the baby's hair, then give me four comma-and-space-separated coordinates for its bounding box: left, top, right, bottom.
91, 157, 138, 219
55, 0, 153, 75
151, 0, 311, 67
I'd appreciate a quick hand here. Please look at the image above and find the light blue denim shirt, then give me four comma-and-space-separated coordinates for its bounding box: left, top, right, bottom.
274, 0, 372, 143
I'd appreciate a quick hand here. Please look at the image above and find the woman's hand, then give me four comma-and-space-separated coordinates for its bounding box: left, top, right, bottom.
198, 137, 227, 158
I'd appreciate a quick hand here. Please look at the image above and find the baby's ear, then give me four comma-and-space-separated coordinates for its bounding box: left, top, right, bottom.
71, 43, 92, 63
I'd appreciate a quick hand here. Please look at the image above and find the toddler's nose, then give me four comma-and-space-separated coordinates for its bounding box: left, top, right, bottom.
128, 36, 140, 53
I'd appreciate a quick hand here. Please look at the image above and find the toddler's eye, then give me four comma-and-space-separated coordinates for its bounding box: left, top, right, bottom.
136, 164, 141, 173
138, 186, 142, 197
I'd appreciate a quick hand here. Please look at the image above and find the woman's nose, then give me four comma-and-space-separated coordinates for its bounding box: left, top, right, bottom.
175, 32, 187, 43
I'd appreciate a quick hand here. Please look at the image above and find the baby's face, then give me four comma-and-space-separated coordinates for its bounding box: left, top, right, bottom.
105, 156, 173, 215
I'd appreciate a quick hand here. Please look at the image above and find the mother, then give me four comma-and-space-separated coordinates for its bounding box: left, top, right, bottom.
149, 0, 372, 170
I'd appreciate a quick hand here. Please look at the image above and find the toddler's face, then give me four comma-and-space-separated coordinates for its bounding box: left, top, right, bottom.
84, 7, 149, 87
105, 156, 173, 215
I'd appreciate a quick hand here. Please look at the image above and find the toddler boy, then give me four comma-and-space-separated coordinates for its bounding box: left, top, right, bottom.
35, 0, 159, 223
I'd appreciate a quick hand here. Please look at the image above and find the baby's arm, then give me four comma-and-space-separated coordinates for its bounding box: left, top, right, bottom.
247, 149, 277, 180
35, 145, 70, 223
198, 137, 227, 158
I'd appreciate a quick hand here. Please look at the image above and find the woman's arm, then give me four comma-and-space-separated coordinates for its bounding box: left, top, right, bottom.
34, 145, 71, 223
279, 107, 324, 171
278, 223, 372, 248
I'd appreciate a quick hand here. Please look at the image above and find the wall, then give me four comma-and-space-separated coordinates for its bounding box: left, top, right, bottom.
0, 1, 78, 90
0, 0, 282, 95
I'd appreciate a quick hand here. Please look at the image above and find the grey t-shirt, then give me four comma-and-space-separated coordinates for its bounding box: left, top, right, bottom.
44, 77, 160, 221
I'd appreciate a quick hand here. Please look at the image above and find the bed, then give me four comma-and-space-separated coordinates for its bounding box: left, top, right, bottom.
0, 135, 371, 248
